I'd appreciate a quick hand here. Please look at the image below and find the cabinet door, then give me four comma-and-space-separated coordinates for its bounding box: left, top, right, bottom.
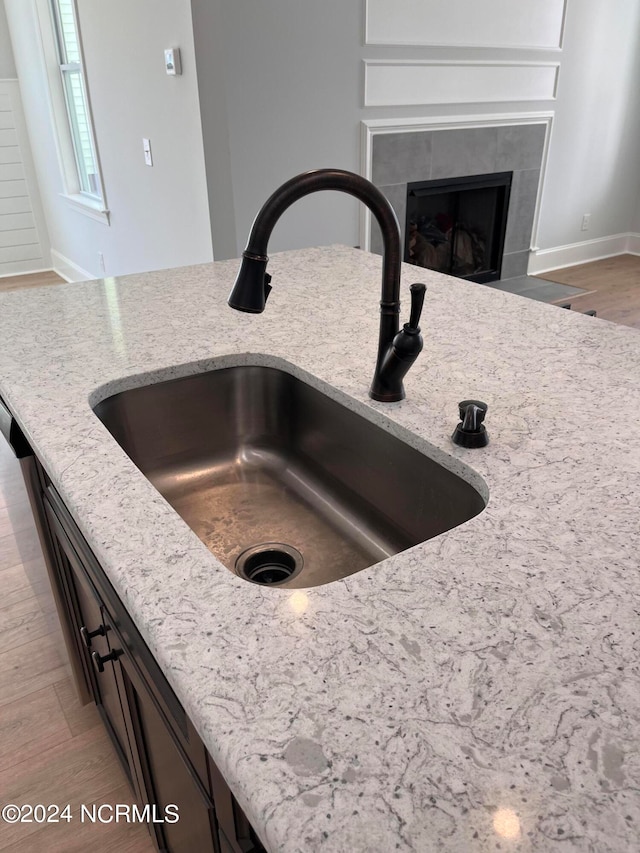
208, 760, 265, 853
17, 452, 91, 704
44, 500, 135, 786
114, 645, 219, 853
42, 481, 263, 853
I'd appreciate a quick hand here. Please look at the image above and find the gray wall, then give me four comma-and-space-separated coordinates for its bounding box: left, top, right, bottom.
0, 0, 16, 77
190, 0, 237, 261
193, 0, 363, 258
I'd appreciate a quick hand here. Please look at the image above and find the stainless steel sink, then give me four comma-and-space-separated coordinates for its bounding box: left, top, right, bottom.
93, 365, 486, 588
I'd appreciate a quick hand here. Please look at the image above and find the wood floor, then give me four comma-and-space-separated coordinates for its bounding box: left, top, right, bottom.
0, 271, 66, 294
0, 437, 154, 852
538, 253, 640, 329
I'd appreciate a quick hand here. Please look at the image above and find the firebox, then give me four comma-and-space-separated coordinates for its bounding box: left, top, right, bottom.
405, 172, 512, 283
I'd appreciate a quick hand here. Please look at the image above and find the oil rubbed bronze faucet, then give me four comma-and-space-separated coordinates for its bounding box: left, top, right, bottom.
227, 168, 426, 402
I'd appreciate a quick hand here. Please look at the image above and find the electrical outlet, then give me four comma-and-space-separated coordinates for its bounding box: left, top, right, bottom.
581, 213, 591, 231
98, 252, 105, 272
143, 138, 153, 167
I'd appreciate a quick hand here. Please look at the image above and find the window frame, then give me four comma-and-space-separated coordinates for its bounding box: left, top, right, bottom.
35, 0, 110, 223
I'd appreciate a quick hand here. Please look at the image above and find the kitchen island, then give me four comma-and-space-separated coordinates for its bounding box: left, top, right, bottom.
0, 245, 638, 851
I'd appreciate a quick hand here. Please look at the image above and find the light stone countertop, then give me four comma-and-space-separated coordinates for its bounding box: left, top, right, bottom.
0, 245, 639, 852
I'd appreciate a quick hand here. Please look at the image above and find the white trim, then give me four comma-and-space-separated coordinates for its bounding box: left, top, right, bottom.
364, 0, 567, 50
363, 60, 559, 108
627, 233, 640, 256
0, 264, 51, 279
66, 0, 108, 208
528, 234, 638, 275
60, 192, 110, 224
33, 0, 109, 210
51, 248, 95, 282
360, 111, 554, 253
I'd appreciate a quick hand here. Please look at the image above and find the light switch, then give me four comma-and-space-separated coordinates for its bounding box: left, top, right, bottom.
164, 48, 182, 76
143, 138, 153, 167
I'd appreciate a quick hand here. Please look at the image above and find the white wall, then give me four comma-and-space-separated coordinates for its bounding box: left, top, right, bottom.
536, 0, 640, 253
5, 0, 212, 279
0, 0, 15, 78
195, 0, 640, 263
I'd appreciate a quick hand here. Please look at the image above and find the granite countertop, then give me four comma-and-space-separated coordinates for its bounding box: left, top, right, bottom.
0, 245, 639, 852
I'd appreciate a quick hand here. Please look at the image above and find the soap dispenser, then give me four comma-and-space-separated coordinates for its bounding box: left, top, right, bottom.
452, 400, 489, 448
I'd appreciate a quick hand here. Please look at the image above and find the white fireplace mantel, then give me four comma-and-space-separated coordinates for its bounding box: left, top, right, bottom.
360, 111, 555, 271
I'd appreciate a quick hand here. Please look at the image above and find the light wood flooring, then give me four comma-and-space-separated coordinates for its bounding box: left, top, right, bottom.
538, 253, 640, 329
0, 436, 154, 852
0, 271, 66, 294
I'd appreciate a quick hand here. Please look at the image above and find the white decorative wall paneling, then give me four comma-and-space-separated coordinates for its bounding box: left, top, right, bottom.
0, 79, 48, 276
365, 0, 567, 49
364, 61, 559, 108
360, 111, 554, 258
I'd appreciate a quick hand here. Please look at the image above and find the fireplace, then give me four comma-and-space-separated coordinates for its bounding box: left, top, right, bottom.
405, 172, 512, 283
366, 120, 549, 282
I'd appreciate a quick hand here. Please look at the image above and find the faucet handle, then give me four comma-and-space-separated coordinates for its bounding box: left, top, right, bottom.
458, 399, 487, 425
407, 283, 426, 332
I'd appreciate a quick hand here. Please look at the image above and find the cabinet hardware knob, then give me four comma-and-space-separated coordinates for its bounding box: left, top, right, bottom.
91, 649, 121, 673
80, 624, 107, 648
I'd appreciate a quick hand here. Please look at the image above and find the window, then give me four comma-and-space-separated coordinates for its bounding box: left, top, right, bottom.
49, 0, 104, 204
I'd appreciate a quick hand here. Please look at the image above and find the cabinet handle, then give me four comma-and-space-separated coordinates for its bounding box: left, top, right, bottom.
80, 625, 107, 648
91, 649, 121, 673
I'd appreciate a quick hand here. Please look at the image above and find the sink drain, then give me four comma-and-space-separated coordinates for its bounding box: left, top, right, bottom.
235, 543, 304, 586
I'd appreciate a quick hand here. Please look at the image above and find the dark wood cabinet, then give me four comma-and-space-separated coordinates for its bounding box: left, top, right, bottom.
116, 633, 219, 853
42, 486, 225, 852
0, 400, 266, 853
44, 499, 136, 787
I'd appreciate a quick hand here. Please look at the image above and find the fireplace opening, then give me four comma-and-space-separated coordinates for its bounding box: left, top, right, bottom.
405, 172, 512, 283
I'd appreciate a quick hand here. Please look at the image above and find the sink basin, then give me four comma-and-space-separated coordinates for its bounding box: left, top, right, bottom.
94, 365, 486, 588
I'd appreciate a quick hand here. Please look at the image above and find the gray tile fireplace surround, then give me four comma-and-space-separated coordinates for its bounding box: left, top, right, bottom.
370, 123, 547, 282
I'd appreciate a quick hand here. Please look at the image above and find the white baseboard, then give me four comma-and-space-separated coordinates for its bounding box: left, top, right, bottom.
51, 249, 96, 283
528, 233, 638, 274
627, 233, 640, 256
0, 262, 51, 279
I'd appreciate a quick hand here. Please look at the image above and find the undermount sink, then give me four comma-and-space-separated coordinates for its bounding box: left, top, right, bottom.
93, 365, 486, 588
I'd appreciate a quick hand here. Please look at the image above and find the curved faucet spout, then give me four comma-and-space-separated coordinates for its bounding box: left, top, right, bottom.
228, 168, 425, 402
